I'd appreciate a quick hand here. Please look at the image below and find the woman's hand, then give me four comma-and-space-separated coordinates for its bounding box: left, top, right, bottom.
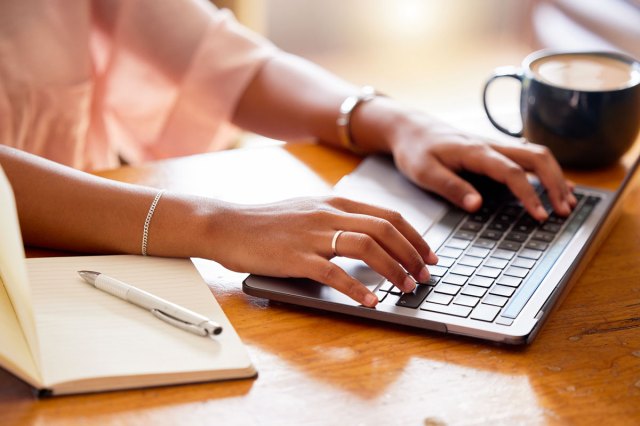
205, 197, 439, 307
352, 101, 577, 222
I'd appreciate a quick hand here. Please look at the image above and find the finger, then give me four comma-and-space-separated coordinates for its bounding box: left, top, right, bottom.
332, 231, 417, 291
566, 179, 578, 206
308, 257, 379, 307
492, 143, 574, 215
411, 160, 484, 212
332, 197, 438, 265
336, 216, 430, 283
453, 147, 549, 221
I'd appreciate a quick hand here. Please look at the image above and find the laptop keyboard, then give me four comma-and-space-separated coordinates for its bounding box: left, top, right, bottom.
374, 183, 601, 325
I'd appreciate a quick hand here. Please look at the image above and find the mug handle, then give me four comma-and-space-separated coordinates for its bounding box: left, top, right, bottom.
482, 66, 524, 137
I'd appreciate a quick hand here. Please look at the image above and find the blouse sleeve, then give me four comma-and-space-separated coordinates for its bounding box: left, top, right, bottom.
93, 0, 278, 164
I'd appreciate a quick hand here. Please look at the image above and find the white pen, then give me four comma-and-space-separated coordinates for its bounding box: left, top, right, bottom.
77, 270, 223, 337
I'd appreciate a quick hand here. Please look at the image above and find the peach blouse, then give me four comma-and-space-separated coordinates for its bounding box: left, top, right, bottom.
0, 0, 276, 170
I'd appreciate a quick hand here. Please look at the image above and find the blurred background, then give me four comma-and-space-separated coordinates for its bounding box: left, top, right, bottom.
214, 0, 640, 141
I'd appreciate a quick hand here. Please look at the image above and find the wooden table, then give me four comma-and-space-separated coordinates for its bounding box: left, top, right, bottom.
3, 142, 640, 425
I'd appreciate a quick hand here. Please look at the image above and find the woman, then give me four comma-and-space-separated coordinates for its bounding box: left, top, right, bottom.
0, 0, 575, 307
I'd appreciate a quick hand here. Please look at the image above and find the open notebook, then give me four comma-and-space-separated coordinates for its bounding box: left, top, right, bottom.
0, 168, 256, 396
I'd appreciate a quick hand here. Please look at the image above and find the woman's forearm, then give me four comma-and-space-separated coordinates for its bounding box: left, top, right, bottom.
0, 145, 436, 307
0, 145, 218, 258
231, 52, 402, 154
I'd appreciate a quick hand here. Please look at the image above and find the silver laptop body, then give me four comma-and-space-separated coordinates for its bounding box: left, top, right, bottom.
244, 155, 639, 344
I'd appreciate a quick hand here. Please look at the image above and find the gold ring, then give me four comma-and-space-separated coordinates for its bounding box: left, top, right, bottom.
331, 230, 344, 257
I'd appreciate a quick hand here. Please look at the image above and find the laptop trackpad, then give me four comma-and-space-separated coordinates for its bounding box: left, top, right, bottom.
332, 257, 385, 289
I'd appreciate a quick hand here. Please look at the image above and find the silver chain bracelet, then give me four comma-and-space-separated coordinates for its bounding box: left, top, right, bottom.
141, 189, 165, 256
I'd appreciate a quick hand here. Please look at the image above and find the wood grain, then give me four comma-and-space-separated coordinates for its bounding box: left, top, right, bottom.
2, 141, 639, 425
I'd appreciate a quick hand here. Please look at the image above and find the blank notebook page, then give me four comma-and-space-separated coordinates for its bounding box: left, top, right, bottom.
27, 255, 253, 389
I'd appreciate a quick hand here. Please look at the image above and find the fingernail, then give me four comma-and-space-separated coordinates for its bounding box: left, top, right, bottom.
427, 251, 439, 265
463, 193, 481, 211
418, 266, 430, 283
364, 293, 378, 307
536, 205, 548, 221
562, 200, 571, 214
403, 276, 417, 292
569, 193, 578, 206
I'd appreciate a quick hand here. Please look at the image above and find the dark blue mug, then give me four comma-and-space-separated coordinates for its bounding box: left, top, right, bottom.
483, 50, 640, 169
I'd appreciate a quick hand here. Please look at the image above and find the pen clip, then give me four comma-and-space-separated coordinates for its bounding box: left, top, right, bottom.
151, 309, 210, 337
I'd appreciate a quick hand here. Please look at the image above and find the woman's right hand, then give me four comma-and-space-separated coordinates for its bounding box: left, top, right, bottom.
203, 196, 438, 307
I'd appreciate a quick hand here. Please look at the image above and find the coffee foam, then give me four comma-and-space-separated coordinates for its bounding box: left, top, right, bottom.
531, 54, 640, 91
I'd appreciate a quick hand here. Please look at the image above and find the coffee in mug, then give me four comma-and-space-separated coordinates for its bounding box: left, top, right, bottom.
483, 50, 640, 168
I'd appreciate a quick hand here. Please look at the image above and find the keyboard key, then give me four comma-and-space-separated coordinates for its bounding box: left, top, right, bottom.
469, 210, 492, 223
473, 239, 496, 249
500, 205, 523, 217
498, 240, 522, 252
495, 212, 516, 223
519, 248, 543, 260
505, 266, 529, 278
481, 230, 503, 240
374, 289, 389, 302
476, 266, 501, 278
546, 214, 566, 224
443, 273, 468, 286
421, 302, 472, 318
495, 317, 514, 326
533, 231, 555, 243
380, 281, 402, 294
513, 224, 535, 234
458, 255, 483, 268
460, 220, 483, 232
437, 247, 463, 259
467, 246, 491, 258
423, 276, 440, 286
470, 304, 501, 322
454, 294, 480, 307
490, 285, 516, 297
541, 223, 561, 233
425, 291, 453, 305
525, 240, 548, 251
450, 264, 475, 276
379, 293, 401, 306
427, 265, 449, 277
483, 257, 508, 269
469, 275, 494, 288
505, 232, 528, 243
488, 221, 509, 232
496, 275, 522, 287
492, 249, 516, 260
396, 284, 432, 309
446, 238, 470, 250
482, 294, 509, 307
434, 283, 461, 295
379, 281, 395, 292
511, 257, 536, 269
454, 230, 476, 241
461, 284, 488, 297
514, 218, 537, 234
437, 256, 456, 268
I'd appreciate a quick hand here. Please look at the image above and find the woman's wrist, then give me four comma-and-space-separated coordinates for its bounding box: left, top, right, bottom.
348, 95, 409, 155
145, 192, 227, 260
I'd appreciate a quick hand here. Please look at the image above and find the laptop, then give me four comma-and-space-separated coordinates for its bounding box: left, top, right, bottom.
243, 152, 640, 344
